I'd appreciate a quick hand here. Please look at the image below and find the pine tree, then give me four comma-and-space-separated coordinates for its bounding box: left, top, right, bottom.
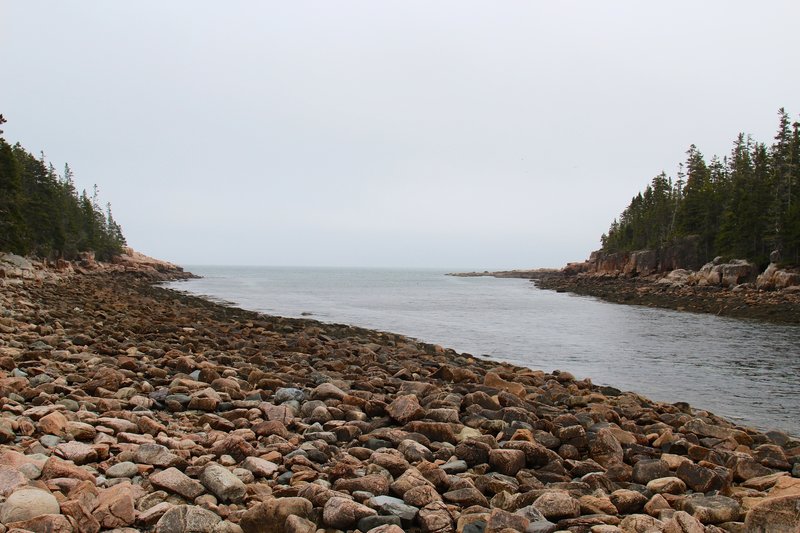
0, 113, 128, 259
602, 108, 800, 268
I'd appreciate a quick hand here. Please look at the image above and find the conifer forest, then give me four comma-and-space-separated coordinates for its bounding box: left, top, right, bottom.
602, 109, 800, 267
0, 115, 126, 260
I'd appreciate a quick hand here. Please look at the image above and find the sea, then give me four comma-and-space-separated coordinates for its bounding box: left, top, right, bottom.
167, 266, 800, 436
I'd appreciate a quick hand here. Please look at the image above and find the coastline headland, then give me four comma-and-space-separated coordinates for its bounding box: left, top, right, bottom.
0, 254, 799, 532
451, 253, 800, 325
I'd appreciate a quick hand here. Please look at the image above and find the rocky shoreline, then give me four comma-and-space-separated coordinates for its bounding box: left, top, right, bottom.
449, 265, 800, 325
531, 274, 800, 326
0, 265, 799, 532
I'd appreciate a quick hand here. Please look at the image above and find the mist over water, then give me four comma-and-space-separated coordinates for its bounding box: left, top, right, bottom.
169, 266, 800, 436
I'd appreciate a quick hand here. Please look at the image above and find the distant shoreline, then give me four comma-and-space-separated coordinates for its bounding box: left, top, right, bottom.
446, 268, 558, 279
448, 268, 800, 325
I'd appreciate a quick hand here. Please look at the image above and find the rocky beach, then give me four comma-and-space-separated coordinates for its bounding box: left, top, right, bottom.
1, 257, 799, 533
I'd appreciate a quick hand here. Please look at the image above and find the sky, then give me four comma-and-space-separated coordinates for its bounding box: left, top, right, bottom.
1, 1, 799, 268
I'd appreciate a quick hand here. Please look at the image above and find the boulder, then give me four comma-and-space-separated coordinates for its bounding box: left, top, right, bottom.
610, 489, 648, 514
533, 491, 580, 520
662, 511, 705, 533
757, 263, 800, 290
489, 448, 526, 476
386, 394, 426, 424
199, 463, 247, 503
150, 467, 205, 500
155, 505, 222, 533
5, 514, 74, 533
417, 501, 454, 533
590, 428, 624, 467
241, 499, 312, 533
241, 457, 279, 478
0, 488, 60, 524
744, 494, 800, 532
94, 482, 136, 529
323, 496, 377, 529
646, 476, 687, 495
134, 443, 181, 468
106, 461, 139, 478
683, 495, 741, 524
369, 495, 419, 521
485, 507, 530, 533
0, 464, 28, 497
334, 473, 391, 495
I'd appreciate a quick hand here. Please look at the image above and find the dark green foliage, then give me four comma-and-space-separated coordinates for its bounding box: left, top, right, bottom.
602, 109, 800, 267
0, 121, 126, 260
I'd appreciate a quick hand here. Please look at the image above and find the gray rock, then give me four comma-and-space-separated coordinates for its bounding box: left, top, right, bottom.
357, 515, 402, 532
463, 521, 486, 533
274, 387, 305, 403
150, 467, 205, 500
18, 463, 42, 480
369, 495, 419, 520
155, 505, 222, 533
0, 253, 33, 270
514, 505, 546, 523
39, 435, 62, 447
440, 460, 468, 474
632, 459, 671, 485
0, 488, 60, 523
135, 443, 181, 467
56, 399, 80, 412
166, 394, 192, 405
213, 520, 244, 533
106, 461, 140, 478
526, 519, 559, 533
199, 463, 246, 503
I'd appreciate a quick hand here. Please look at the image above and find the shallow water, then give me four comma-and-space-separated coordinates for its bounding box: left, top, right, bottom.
168, 266, 800, 436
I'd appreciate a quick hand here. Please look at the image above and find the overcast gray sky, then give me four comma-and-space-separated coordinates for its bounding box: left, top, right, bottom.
2, 1, 798, 268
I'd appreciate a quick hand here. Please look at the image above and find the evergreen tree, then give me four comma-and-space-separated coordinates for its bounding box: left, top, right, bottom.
602, 108, 800, 268
0, 113, 127, 259
0, 138, 25, 251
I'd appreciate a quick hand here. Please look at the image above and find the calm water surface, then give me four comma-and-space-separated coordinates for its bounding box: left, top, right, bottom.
168, 266, 800, 436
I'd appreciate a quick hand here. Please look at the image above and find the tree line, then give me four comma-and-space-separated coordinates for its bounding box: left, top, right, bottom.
601, 108, 800, 268
0, 114, 126, 261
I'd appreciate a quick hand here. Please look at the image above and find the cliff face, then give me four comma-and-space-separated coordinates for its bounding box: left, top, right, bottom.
564, 236, 706, 278
562, 237, 799, 290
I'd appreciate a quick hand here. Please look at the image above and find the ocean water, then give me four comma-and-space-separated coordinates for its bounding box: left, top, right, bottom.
168, 266, 800, 436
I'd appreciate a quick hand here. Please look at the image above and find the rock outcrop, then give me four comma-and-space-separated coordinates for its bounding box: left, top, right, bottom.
0, 248, 190, 287
560, 241, 798, 292
757, 263, 800, 291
